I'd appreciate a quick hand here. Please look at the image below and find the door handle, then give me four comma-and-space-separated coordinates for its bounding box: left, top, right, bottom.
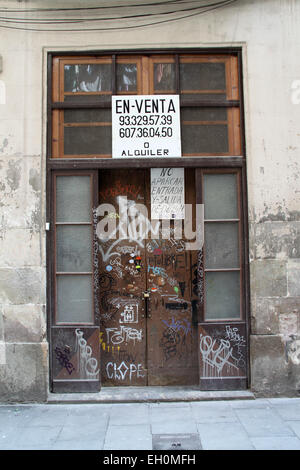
143, 291, 151, 319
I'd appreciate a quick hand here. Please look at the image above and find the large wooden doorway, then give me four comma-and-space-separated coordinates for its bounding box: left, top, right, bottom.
49, 50, 249, 393
98, 169, 199, 386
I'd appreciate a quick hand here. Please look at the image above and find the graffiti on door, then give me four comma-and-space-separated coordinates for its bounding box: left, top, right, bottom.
52, 327, 100, 381
97, 169, 199, 386
199, 325, 247, 379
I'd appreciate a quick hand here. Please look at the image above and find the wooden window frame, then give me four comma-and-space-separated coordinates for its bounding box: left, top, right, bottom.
196, 168, 246, 323
51, 170, 98, 326
48, 50, 243, 160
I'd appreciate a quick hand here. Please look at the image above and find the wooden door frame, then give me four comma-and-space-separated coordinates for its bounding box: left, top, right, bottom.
47, 160, 250, 390
46, 47, 250, 391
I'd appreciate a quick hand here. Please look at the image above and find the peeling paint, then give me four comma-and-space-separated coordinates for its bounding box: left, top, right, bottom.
254, 222, 300, 259
256, 204, 300, 223
259, 205, 288, 223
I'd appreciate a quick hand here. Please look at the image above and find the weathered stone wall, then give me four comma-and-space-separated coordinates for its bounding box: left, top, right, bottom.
0, 156, 48, 401
0, 0, 299, 399
250, 223, 300, 396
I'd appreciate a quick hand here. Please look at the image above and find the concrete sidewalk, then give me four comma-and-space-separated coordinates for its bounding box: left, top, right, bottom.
1, 397, 300, 450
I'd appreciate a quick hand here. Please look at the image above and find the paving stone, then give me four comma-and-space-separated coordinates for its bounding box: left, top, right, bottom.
151, 419, 198, 435
56, 423, 107, 442
150, 405, 196, 433
251, 436, 300, 450
191, 401, 238, 423
63, 405, 111, 427
25, 407, 69, 427
51, 440, 102, 450
229, 399, 270, 409
268, 403, 300, 421
104, 424, 152, 450
150, 405, 193, 423
285, 421, 300, 438
1, 399, 300, 450
234, 407, 295, 437
197, 422, 254, 450
13, 425, 63, 448
109, 403, 149, 425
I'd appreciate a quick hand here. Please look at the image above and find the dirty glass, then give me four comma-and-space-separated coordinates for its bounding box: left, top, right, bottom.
64, 64, 112, 92
116, 63, 137, 92
64, 95, 111, 103
56, 225, 92, 272
203, 173, 238, 220
64, 109, 111, 123
180, 62, 226, 91
181, 107, 227, 122
205, 271, 240, 320
56, 175, 91, 223
181, 124, 228, 154
154, 63, 176, 92
204, 222, 239, 270
180, 94, 227, 103
56, 275, 93, 323
64, 126, 112, 155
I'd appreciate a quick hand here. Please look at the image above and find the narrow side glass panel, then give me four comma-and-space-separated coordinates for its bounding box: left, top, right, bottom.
203, 173, 238, 220
56, 275, 93, 323
56, 175, 91, 222
56, 225, 92, 272
205, 271, 240, 320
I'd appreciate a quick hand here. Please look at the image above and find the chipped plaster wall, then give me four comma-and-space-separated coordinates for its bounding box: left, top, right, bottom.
0, 0, 300, 399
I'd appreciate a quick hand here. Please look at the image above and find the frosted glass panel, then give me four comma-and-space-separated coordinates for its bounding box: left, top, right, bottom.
205, 271, 240, 320
56, 176, 91, 223
204, 222, 239, 269
204, 173, 238, 220
56, 225, 92, 272
56, 275, 93, 323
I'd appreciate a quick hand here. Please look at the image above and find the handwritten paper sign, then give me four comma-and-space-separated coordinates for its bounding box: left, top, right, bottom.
151, 168, 185, 219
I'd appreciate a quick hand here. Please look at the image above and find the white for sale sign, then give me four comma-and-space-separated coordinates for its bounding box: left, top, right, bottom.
112, 95, 181, 158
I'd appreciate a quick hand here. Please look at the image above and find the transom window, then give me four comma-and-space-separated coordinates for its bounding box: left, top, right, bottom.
50, 53, 242, 158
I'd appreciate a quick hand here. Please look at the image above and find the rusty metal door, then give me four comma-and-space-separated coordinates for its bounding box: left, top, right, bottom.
98, 169, 199, 386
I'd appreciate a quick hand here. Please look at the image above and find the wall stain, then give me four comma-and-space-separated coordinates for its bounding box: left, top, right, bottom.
256, 204, 300, 223
29, 168, 41, 193
0, 139, 8, 154
6, 159, 21, 191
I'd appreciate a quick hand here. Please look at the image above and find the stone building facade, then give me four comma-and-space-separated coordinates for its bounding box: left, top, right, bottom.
0, 0, 299, 401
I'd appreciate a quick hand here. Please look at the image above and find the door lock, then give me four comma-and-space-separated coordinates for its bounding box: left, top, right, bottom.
143, 291, 150, 298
